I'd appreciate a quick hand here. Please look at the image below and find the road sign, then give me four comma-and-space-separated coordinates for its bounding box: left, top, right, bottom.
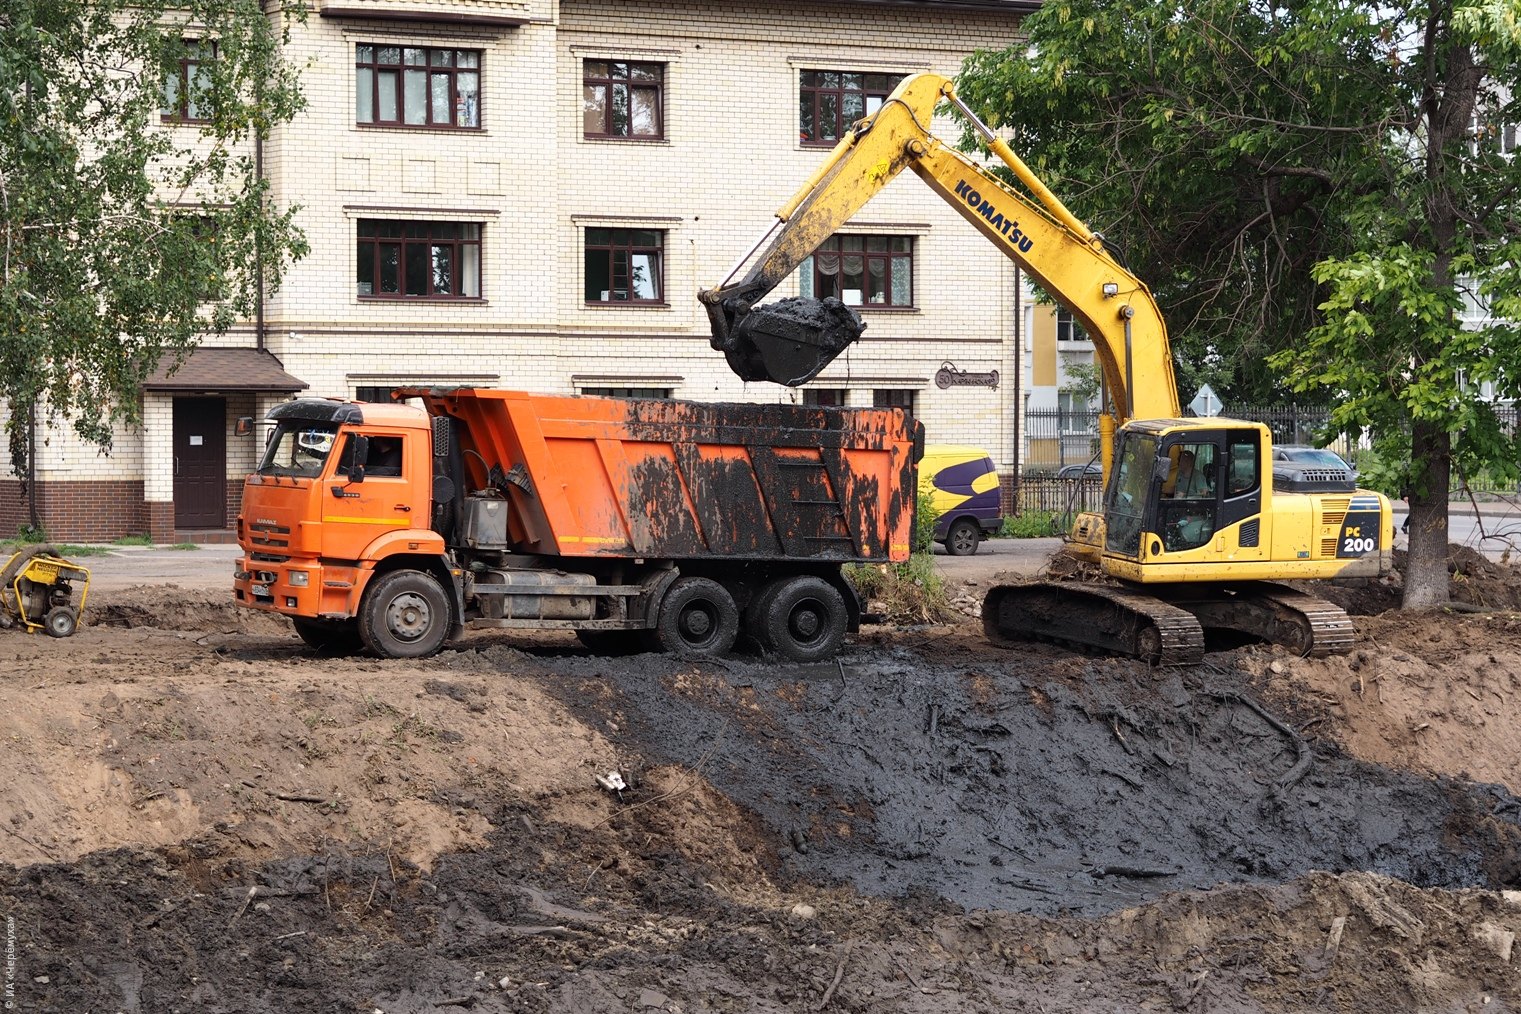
1189, 383, 1221, 417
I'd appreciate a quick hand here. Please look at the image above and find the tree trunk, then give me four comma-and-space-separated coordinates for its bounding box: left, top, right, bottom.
1402, 420, 1450, 608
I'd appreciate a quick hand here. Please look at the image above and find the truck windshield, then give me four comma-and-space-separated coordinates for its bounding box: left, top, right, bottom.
1104, 433, 1156, 557
259, 421, 340, 478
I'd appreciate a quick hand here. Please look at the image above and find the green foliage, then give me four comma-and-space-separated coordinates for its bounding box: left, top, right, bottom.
912, 488, 941, 554
845, 555, 954, 625
1060, 362, 1101, 408
168, 542, 201, 551
846, 489, 954, 623
0, 538, 108, 557
956, 0, 1521, 599
998, 511, 1062, 538
0, 0, 308, 474
112, 533, 153, 546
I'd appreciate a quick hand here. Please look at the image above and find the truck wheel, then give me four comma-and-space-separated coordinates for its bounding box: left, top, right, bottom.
44, 606, 77, 638
945, 519, 981, 556
292, 616, 363, 654
359, 570, 451, 659
654, 577, 739, 658
758, 576, 847, 662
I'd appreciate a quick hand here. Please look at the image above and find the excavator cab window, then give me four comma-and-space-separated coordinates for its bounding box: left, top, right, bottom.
1157, 441, 1220, 552
1103, 433, 1157, 556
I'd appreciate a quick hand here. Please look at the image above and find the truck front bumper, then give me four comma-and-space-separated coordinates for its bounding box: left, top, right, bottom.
233, 557, 361, 619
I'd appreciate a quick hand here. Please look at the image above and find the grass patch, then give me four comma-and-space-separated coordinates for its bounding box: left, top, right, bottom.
113, 533, 153, 547
168, 542, 201, 551
0, 540, 110, 558
848, 488, 956, 623
997, 511, 1063, 538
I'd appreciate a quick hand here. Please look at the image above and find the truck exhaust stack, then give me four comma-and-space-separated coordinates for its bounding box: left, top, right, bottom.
710, 296, 866, 387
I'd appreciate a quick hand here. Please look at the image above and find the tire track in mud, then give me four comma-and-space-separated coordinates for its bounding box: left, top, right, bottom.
526, 643, 1521, 916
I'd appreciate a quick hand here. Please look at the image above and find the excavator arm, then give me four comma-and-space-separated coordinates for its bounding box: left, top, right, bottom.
699, 72, 1181, 461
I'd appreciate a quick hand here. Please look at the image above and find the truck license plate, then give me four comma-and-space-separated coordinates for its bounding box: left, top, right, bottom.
251, 583, 271, 597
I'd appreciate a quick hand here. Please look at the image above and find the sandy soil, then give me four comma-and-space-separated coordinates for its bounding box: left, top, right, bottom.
3, 554, 1521, 1012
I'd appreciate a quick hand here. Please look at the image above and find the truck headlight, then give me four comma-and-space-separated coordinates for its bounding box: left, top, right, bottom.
288, 572, 310, 588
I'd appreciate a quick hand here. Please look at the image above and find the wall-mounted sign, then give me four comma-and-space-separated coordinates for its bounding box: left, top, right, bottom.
935, 361, 999, 390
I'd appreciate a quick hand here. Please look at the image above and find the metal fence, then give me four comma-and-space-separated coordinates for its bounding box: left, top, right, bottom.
1016, 403, 1521, 515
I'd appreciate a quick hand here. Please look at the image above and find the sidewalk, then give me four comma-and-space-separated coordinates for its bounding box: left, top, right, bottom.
74, 543, 240, 593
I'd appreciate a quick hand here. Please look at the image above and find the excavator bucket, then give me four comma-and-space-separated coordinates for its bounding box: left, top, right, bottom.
713, 297, 866, 387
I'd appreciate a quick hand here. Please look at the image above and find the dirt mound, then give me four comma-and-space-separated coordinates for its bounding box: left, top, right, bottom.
1240, 611, 1521, 794
87, 586, 292, 635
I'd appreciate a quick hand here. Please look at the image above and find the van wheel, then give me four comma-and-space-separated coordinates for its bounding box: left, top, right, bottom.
945, 519, 981, 556
359, 570, 451, 659
758, 576, 847, 662
293, 617, 363, 654
653, 577, 739, 658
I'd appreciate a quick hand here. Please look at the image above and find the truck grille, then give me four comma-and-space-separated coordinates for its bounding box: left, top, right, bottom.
250, 521, 291, 548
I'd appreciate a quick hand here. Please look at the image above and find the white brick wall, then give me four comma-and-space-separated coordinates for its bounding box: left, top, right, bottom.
44, 0, 1031, 494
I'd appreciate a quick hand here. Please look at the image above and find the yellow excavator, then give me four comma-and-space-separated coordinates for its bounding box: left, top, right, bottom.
700, 72, 1392, 664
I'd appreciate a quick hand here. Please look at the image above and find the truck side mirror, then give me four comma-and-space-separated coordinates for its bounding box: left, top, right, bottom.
348, 436, 369, 483
235, 416, 254, 437
1154, 455, 1174, 484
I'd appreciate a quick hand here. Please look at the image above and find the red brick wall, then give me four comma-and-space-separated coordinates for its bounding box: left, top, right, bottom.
0, 480, 151, 542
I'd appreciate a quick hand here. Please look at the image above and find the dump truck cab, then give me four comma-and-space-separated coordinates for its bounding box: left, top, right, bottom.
236, 399, 448, 631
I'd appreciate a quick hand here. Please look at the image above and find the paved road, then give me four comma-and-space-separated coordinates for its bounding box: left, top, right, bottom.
80, 544, 241, 593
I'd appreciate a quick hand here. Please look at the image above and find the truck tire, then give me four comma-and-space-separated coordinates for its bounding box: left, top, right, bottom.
653, 577, 739, 658
358, 570, 451, 659
757, 575, 847, 662
944, 518, 981, 556
292, 616, 363, 654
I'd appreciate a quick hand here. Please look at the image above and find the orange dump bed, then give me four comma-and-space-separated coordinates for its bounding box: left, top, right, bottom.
406, 388, 920, 564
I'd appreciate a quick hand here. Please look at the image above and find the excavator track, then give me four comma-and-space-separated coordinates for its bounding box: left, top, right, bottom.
983, 582, 1206, 665
1198, 583, 1355, 658
983, 580, 1357, 664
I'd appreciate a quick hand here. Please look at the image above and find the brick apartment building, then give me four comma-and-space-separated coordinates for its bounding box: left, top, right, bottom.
2, 0, 1038, 542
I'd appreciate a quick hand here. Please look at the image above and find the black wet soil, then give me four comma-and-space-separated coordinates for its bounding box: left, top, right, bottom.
522, 639, 1521, 915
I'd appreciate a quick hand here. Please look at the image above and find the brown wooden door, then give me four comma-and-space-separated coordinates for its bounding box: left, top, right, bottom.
174, 397, 227, 528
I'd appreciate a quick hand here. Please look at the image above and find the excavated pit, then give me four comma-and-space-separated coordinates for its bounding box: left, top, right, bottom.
4, 579, 1521, 1011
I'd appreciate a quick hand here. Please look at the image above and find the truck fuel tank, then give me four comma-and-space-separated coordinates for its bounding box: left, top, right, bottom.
468, 568, 596, 621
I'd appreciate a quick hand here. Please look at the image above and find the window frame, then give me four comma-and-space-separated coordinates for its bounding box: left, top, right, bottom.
801, 234, 914, 308
873, 389, 917, 413
582, 60, 665, 140
354, 44, 482, 130
583, 227, 666, 304
580, 386, 672, 399
356, 219, 483, 300
1056, 307, 1089, 343
799, 70, 902, 147
802, 389, 849, 407
161, 39, 216, 124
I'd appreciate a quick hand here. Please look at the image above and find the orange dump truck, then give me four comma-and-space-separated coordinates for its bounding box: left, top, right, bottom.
234, 388, 921, 660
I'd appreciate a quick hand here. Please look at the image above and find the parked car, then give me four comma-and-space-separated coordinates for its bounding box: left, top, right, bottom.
1271, 444, 1358, 493
1055, 460, 1102, 480
920, 445, 1005, 555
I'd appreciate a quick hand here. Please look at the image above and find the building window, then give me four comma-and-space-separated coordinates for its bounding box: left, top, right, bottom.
800, 235, 912, 306
1056, 308, 1088, 343
581, 387, 671, 399
799, 71, 902, 145
873, 389, 916, 413
582, 61, 664, 139
357, 220, 482, 299
584, 228, 664, 303
161, 40, 215, 122
355, 46, 481, 129
803, 389, 848, 407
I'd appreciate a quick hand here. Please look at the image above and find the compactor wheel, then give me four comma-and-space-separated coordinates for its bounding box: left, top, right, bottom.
44, 606, 78, 638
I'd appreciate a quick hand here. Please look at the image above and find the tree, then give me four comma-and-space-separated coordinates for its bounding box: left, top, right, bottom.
957, 0, 1521, 607
0, 0, 307, 481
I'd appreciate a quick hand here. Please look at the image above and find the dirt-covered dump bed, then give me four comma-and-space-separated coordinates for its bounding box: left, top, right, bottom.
409, 387, 921, 564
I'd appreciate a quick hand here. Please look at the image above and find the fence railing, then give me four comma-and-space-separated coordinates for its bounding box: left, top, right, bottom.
1015, 403, 1521, 514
